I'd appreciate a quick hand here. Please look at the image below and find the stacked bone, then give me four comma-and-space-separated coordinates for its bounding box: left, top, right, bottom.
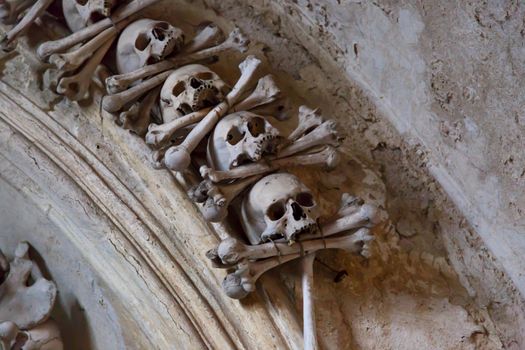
39, 0, 177, 101
0, 3, 380, 348
105, 23, 249, 135
0, 242, 63, 350
0, 0, 56, 51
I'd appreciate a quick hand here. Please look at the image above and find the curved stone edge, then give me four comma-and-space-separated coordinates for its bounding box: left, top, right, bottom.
0, 78, 300, 349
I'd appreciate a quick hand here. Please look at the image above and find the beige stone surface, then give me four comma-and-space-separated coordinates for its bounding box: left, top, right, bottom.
0, 0, 523, 349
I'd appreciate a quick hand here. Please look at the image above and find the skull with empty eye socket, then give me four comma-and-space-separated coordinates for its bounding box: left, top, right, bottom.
63, 0, 122, 32
240, 173, 320, 244
160, 64, 230, 123
116, 18, 185, 74
207, 111, 281, 171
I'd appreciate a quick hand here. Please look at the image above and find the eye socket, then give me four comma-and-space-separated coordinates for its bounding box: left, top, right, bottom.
190, 78, 203, 89
296, 192, 314, 207
194, 72, 214, 80
267, 202, 285, 221
247, 117, 265, 137
226, 127, 244, 145
76, 0, 88, 5
172, 81, 185, 97
135, 34, 151, 51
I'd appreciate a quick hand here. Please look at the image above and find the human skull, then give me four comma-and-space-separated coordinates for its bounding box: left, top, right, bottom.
240, 173, 320, 244
63, 0, 120, 32
116, 18, 185, 74
207, 111, 281, 171
160, 64, 229, 123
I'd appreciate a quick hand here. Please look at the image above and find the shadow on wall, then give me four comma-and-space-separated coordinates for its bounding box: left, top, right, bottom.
29, 245, 94, 350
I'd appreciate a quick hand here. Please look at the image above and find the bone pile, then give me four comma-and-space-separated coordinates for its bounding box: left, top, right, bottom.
0, 242, 63, 350
0, 2, 380, 348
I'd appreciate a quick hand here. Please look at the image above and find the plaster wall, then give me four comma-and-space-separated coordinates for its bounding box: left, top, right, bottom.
0, 0, 523, 349
243, 0, 525, 294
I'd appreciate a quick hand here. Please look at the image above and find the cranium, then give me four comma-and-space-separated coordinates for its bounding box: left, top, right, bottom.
240, 173, 320, 244
160, 64, 229, 123
116, 18, 185, 74
63, 0, 121, 32
207, 111, 281, 171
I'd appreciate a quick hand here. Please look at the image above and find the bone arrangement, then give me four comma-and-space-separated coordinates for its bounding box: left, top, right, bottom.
0, 0, 379, 348
0, 243, 64, 349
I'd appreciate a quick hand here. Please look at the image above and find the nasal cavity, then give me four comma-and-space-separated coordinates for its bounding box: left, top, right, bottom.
190, 78, 202, 89
291, 202, 304, 221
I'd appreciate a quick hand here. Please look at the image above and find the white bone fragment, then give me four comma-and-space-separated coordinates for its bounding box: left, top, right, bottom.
230, 75, 281, 112
222, 253, 299, 299
63, 0, 121, 32
37, 0, 162, 60
288, 105, 324, 142
145, 108, 210, 147
105, 27, 248, 94
214, 227, 373, 265
0, 0, 34, 25
147, 74, 281, 149
0, 0, 54, 51
102, 67, 171, 112
302, 253, 318, 350
56, 34, 114, 101
180, 22, 224, 54
249, 97, 290, 121
278, 120, 344, 158
0, 319, 63, 350
220, 228, 373, 299
119, 86, 161, 136
0, 242, 57, 329
200, 146, 339, 183
189, 175, 262, 222
320, 204, 378, 237
0, 321, 19, 350
42, 67, 67, 93
163, 55, 261, 171
49, 17, 130, 72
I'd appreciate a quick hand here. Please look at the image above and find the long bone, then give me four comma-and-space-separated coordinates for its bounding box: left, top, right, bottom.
229, 74, 281, 112
0, 0, 35, 25
331, 193, 365, 220
302, 253, 318, 350
145, 108, 211, 147
56, 34, 114, 101
288, 105, 324, 142
200, 146, 339, 183
189, 175, 262, 222
278, 120, 344, 158
36, 0, 162, 60
163, 55, 261, 171
145, 75, 281, 148
180, 22, 224, 55
0, 0, 54, 51
214, 211, 375, 265
102, 67, 172, 112
105, 27, 249, 95
49, 17, 132, 72
222, 253, 299, 299
119, 85, 161, 135
220, 228, 372, 299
